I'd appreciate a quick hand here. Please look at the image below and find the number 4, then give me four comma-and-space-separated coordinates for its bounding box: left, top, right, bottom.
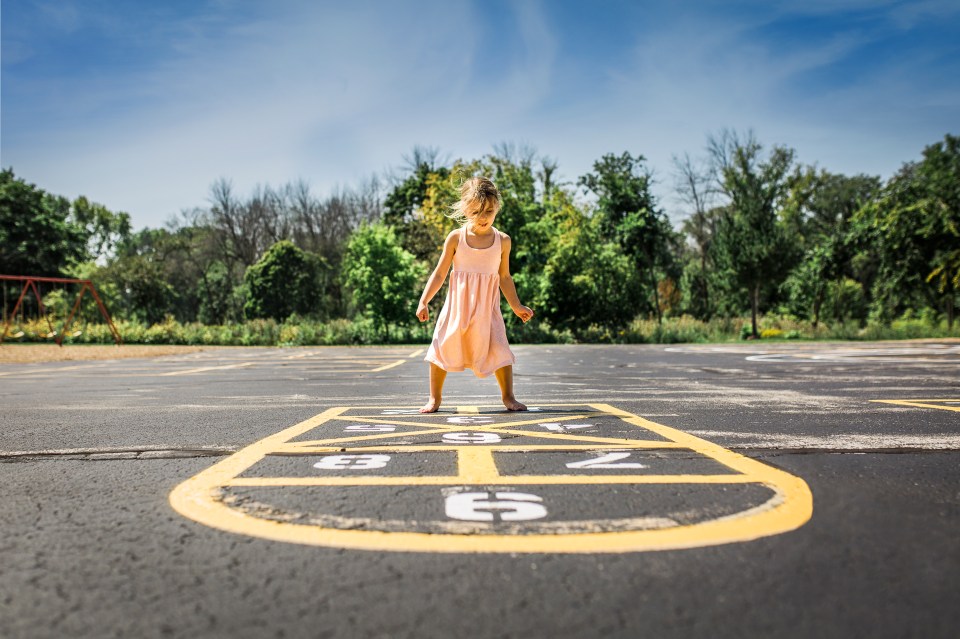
565, 452, 646, 469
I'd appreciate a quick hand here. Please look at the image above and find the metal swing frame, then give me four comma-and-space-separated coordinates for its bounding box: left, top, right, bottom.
0, 275, 122, 346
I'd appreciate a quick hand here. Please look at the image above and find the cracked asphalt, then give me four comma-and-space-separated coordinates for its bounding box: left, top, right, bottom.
1, 341, 959, 638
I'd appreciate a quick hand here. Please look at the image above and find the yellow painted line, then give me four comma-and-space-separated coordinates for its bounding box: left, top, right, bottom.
458, 406, 480, 414
370, 360, 405, 372
871, 399, 960, 413
0, 364, 102, 377
332, 412, 601, 430
457, 447, 500, 482
277, 443, 680, 454
408, 348, 425, 358
290, 427, 465, 448
161, 362, 253, 376
346, 402, 609, 409
170, 403, 813, 554
226, 474, 754, 487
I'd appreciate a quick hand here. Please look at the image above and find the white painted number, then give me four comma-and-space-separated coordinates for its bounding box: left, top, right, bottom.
446, 416, 494, 425
441, 432, 502, 444
345, 424, 397, 432
313, 454, 391, 470
565, 452, 647, 469
445, 492, 547, 522
539, 422, 593, 432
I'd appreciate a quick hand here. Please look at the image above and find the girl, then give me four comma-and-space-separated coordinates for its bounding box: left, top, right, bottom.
416, 176, 534, 413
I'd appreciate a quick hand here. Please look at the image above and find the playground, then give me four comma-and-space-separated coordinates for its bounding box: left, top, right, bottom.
1, 341, 958, 638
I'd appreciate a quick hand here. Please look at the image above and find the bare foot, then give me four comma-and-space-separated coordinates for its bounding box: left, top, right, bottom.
420, 398, 441, 413
502, 396, 527, 411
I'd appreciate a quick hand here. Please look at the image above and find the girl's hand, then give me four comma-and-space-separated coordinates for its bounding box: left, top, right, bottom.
514, 305, 534, 323
416, 302, 429, 322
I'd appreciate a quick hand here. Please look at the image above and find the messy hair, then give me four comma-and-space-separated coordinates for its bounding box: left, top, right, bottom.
448, 176, 502, 226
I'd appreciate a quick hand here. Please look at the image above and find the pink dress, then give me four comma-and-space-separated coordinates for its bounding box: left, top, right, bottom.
425, 226, 516, 378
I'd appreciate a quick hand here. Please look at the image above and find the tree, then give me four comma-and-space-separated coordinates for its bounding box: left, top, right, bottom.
342, 223, 426, 338
579, 152, 678, 324
383, 149, 450, 261
916, 134, 960, 327
852, 135, 960, 327
0, 169, 87, 276
71, 195, 132, 261
244, 240, 327, 321
100, 228, 183, 324
534, 200, 644, 332
707, 132, 797, 337
780, 171, 881, 326
674, 153, 718, 319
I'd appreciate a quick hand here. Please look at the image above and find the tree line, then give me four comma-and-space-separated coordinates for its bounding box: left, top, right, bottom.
1, 131, 957, 342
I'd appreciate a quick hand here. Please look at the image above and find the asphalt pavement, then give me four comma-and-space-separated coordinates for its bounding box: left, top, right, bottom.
2, 341, 958, 638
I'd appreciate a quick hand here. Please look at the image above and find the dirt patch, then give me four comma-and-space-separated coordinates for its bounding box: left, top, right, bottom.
0, 344, 213, 364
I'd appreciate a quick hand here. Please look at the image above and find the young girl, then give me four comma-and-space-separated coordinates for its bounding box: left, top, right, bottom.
416, 177, 534, 413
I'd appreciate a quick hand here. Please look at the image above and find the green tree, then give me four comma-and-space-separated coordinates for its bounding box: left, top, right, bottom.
579, 152, 678, 324
244, 240, 327, 321
535, 203, 644, 332
71, 195, 132, 260
782, 172, 880, 326
0, 169, 87, 276
101, 228, 181, 324
916, 134, 960, 327
383, 148, 451, 261
708, 133, 797, 337
343, 223, 426, 339
852, 134, 960, 327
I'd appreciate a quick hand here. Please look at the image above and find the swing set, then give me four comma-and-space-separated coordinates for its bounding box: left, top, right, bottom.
0, 275, 122, 346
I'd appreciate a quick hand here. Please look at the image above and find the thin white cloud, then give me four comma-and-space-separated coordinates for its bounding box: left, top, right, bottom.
2, 0, 956, 231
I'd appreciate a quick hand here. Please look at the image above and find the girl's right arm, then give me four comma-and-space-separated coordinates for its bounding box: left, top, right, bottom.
416, 230, 459, 322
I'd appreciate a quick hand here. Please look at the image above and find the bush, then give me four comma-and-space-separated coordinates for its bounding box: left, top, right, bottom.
5, 312, 956, 347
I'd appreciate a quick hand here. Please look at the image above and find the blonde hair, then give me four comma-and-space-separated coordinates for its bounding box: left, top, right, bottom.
448, 176, 501, 226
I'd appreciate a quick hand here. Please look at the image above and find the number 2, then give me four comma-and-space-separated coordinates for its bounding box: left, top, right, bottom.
565, 452, 646, 469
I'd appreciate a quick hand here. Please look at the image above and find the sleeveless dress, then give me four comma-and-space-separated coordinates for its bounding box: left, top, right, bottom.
424, 226, 516, 378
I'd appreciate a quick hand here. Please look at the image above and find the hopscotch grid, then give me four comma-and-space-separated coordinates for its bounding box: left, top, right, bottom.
249, 403, 751, 486
169, 402, 814, 553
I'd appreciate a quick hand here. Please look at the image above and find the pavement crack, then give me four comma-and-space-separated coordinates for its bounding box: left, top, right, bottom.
0, 445, 237, 462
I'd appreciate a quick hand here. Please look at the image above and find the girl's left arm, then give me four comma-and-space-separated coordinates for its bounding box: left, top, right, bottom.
498, 233, 534, 323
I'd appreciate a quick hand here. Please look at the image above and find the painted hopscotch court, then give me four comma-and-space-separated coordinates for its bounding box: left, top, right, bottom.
171, 403, 814, 553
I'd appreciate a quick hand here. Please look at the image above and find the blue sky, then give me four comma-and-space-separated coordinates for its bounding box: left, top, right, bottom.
3, 0, 959, 230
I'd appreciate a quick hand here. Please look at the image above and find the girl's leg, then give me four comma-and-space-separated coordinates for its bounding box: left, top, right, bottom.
494, 365, 526, 411
420, 363, 447, 413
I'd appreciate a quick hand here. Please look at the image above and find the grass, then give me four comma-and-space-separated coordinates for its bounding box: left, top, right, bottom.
2, 313, 958, 351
